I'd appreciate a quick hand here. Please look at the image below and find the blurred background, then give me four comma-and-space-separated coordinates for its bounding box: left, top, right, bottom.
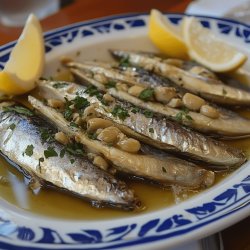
1, 0, 250, 44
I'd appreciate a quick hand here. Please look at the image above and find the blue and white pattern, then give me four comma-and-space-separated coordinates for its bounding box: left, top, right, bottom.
0, 14, 249, 249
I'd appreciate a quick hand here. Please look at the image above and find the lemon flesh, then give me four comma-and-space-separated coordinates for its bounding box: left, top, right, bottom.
183, 17, 247, 72
0, 14, 44, 95
148, 9, 188, 59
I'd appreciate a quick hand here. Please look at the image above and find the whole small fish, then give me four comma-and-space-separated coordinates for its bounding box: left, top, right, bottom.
66, 60, 250, 138
36, 80, 246, 168
29, 95, 215, 189
110, 49, 250, 106
0, 102, 137, 210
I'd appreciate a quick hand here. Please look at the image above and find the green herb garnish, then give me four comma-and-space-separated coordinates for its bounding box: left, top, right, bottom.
143, 110, 153, 118
131, 107, 140, 114
111, 105, 129, 120
186, 114, 193, 121
52, 82, 69, 89
105, 80, 116, 89
40, 128, 54, 144
24, 145, 34, 157
87, 132, 98, 140
63, 107, 73, 121
60, 149, 66, 158
70, 159, 75, 164
65, 142, 85, 156
84, 85, 103, 100
174, 107, 193, 123
138, 88, 154, 101
63, 95, 90, 121
162, 167, 167, 173
8, 123, 16, 131
222, 88, 227, 96
72, 96, 90, 110
3, 106, 34, 117
175, 112, 183, 122
69, 122, 79, 128
119, 56, 131, 67
63, 98, 73, 121
44, 147, 58, 158
149, 128, 154, 133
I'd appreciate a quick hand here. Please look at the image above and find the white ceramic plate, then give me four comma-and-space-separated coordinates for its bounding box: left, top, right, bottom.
0, 13, 249, 250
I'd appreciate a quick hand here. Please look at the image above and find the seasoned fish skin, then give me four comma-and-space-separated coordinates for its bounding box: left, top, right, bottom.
110, 50, 250, 106
29, 95, 215, 188
36, 81, 246, 168
67, 61, 250, 138
0, 103, 137, 210
67, 61, 183, 91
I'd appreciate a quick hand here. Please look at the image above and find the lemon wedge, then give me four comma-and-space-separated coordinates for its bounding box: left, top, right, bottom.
182, 17, 247, 72
148, 9, 188, 59
0, 14, 44, 95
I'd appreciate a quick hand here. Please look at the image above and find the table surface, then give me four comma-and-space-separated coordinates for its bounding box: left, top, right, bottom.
0, 0, 249, 249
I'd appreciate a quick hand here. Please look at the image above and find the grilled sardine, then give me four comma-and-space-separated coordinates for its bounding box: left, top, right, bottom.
29, 95, 215, 188
36, 80, 246, 168
0, 102, 137, 210
110, 50, 250, 106
66, 60, 250, 138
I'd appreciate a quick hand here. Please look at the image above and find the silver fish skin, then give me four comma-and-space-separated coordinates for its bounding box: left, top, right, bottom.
0, 102, 137, 210
67, 61, 250, 138
29, 95, 215, 189
110, 50, 250, 106
36, 80, 246, 168
66, 61, 182, 90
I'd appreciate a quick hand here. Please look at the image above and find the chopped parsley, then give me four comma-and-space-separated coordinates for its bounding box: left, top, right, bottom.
44, 147, 58, 158
52, 82, 69, 89
174, 107, 193, 123
186, 114, 193, 121
72, 96, 90, 110
70, 159, 75, 164
111, 105, 129, 120
131, 106, 140, 114
138, 88, 154, 101
8, 123, 16, 131
87, 132, 98, 140
119, 56, 131, 67
63, 96, 90, 121
84, 85, 103, 101
69, 122, 79, 128
3, 106, 34, 117
143, 110, 153, 118
105, 80, 116, 89
24, 145, 34, 157
60, 149, 66, 158
65, 142, 85, 157
63, 106, 73, 121
149, 128, 154, 133
40, 128, 54, 144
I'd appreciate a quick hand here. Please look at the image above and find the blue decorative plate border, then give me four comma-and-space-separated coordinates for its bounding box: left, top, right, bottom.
0, 13, 249, 249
